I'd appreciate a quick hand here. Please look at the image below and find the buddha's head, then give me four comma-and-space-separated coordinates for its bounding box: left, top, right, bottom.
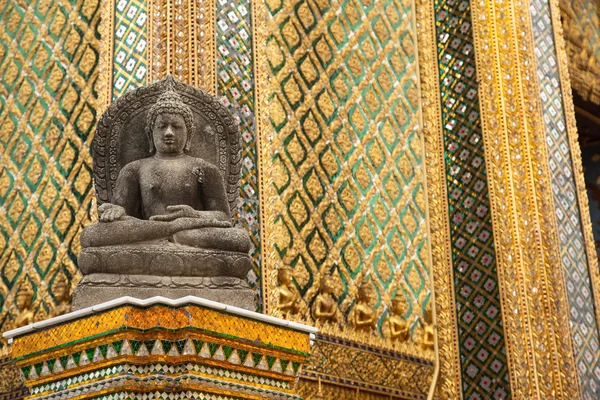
53, 274, 71, 303
391, 296, 406, 316
424, 307, 433, 324
320, 275, 334, 295
277, 267, 293, 286
357, 283, 373, 303
146, 89, 195, 154
16, 285, 33, 311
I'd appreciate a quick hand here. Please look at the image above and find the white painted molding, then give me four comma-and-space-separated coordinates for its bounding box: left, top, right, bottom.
3, 296, 318, 339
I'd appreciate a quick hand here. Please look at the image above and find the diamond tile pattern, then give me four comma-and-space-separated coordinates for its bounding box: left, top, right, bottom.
0, 0, 100, 333
530, 1, 600, 398
265, 0, 431, 337
13, 303, 310, 400
216, 0, 262, 307
112, 0, 147, 98
434, 0, 511, 397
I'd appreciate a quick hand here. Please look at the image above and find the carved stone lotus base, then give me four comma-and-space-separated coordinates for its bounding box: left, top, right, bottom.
72, 274, 255, 310
78, 244, 252, 278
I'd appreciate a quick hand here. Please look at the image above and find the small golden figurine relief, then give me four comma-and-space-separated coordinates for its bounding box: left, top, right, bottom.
50, 274, 72, 318
421, 307, 435, 350
349, 283, 378, 333
385, 295, 410, 344
14, 285, 34, 328
311, 275, 340, 324
276, 266, 300, 316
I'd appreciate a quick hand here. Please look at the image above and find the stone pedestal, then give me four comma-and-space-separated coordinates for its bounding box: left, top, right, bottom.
3, 297, 316, 400
72, 274, 255, 310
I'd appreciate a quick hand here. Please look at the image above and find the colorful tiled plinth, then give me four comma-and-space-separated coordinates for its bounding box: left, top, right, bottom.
3, 297, 316, 400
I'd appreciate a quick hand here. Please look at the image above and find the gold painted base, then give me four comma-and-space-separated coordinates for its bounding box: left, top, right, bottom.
6, 298, 315, 400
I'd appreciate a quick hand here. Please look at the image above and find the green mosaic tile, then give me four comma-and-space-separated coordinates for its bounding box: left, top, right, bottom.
112, 0, 147, 99
434, 0, 511, 396
216, 0, 262, 308
530, 1, 600, 397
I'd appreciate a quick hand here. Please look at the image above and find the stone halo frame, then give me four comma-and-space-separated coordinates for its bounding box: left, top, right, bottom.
92, 75, 242, 216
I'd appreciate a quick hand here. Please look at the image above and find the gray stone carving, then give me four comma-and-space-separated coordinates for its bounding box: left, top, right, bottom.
72, 76, 255, 310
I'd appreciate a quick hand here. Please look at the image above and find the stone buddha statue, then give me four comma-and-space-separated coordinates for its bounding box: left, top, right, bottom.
73, 76, 254, 310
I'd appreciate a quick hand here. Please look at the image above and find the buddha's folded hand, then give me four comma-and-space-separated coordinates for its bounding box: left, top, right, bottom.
150, 205, 200, 221
98, 203, 126, 222
170, 217, 232, 231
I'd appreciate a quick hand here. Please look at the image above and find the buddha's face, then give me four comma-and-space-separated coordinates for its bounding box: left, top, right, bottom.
392, 299, 405, 315
16, 290, 32, 311
358, 285, 372, 302
153, 113, 188, 155
321, 277, 334, 294
278, 269, 293, 285
55, 281, 69, 301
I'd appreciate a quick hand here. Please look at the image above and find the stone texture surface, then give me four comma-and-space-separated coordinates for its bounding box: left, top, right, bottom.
72, 274, 255, 310
79, 244, 252, 278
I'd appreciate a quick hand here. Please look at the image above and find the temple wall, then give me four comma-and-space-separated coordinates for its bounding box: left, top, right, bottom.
1, 0, 600, 398
0, 0, 101, 346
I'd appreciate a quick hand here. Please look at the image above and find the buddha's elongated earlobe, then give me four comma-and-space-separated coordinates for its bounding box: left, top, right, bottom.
145, 126, 155, 153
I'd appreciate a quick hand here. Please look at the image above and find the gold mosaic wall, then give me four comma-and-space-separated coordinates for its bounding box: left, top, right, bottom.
257, 0, 434, 351
0, 0, 102, 351
560, 0, 600, 104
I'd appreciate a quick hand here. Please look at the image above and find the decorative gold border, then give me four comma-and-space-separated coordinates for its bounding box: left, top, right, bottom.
146, 0, 216, 92
551, 0, 600, 333
197, 0, 217, 94
470, 0, 581, 396
98, 0, 115, 111
414, 0, 457, 397
12, 305, 310, 358
251, 0, 272, 314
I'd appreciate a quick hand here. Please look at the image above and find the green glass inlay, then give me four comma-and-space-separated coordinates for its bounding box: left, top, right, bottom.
280, 358, 290, 372
193, 339, 204, 354
266, 355, 277, 369
85, 348, 94, 362
72, 351, 81, 365
252, 352, 262, 366
59, 354, 69, 368
222, 345, 234, 360
130, 340, 142, 355
207, 342, 220, 357
237, 348, 249, 363
176, 339, 187, 354
143, 340, 155, 353
161, 340, 173, 354
109, 340, 122, 354
98, 344, 108, 358
292, 361, 300, 373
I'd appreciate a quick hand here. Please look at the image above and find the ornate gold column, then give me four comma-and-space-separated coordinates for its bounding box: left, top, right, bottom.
147, 0, 217, 91
469, 0, 599, 396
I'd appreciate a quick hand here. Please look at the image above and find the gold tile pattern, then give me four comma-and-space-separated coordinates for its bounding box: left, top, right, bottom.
12, 304, 312, 400
0, 0, 102, 337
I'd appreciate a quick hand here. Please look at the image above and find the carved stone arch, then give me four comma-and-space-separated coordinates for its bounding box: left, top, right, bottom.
93, 75, 242, 215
